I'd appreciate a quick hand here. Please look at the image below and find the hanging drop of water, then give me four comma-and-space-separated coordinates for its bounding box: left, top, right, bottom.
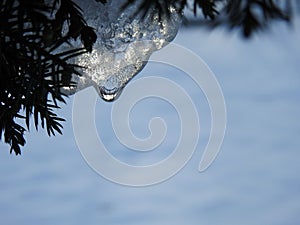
99, 86, 123, 102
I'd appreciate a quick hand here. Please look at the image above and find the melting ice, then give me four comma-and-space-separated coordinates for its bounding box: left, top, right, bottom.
61, 0, 182, 101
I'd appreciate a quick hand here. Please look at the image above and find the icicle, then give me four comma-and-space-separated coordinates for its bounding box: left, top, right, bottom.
61, 0, 182, 101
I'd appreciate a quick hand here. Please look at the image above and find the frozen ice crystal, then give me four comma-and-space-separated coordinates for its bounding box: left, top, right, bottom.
61, 0, 182, 101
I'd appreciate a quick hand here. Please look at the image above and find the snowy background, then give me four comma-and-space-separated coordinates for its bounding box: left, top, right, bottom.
0, 14, 299, 225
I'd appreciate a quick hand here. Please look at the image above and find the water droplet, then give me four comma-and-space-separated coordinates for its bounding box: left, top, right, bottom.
99, 85, 123, 102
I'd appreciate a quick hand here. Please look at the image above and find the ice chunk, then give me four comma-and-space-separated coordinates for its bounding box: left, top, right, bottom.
61, 0, 182, 101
